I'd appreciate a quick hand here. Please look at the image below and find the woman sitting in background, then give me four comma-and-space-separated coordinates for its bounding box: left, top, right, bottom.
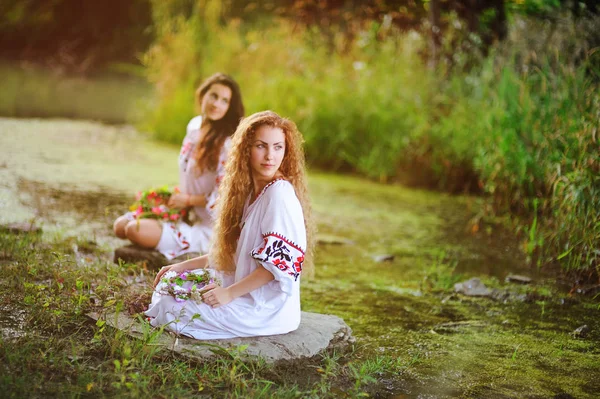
113, 73, 245, 260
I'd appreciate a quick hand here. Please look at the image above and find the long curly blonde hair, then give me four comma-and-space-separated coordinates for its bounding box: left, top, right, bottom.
210, 110, 315, 276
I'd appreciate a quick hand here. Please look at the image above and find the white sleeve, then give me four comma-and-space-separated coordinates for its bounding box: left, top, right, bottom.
186, 115, 203, 137
249, 182, 306, 296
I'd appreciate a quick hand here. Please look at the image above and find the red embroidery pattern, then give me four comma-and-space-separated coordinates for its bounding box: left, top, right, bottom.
251, 233, 304, 281
169, 224, 190, 251
179, 140, 193, 159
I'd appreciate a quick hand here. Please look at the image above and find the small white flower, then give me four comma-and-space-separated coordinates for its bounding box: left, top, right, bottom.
164, 271, 177, 279
190, 291, 202, 303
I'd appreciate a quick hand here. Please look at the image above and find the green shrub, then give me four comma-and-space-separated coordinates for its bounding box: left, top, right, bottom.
142, 6, 599, 277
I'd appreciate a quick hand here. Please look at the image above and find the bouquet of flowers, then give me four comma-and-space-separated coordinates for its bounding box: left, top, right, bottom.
129, 185, 188, 222
157, 269, 218, 303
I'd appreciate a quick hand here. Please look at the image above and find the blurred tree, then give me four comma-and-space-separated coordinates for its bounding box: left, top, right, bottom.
226, 0, 508, 66
0, 0, 153, 73
2, 0, 596, 72
428, 0, 441, 69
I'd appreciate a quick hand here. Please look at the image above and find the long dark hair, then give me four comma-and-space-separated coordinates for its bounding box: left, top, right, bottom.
194, 73, 244, 173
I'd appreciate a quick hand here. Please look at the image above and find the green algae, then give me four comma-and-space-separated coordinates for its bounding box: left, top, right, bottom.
1, 117, 598, 398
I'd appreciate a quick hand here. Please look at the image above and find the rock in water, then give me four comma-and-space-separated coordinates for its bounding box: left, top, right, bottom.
88, 311, 354, 363
572, 325, 589, 338
505, 274, 532, 284
316, 234, 355, 246
454, 278, 492, 297
373, 254, 395, 263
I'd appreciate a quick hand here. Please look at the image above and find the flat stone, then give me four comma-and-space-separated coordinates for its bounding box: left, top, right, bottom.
316, 234, 355, 246
88, 311, 354, 363
505, 274, 533, 284
373, 254, 395, 262
113, 244, 199, 270
454, 278, 492, 297
0, 222, 42, 235
572, 324, 590, 338
432, 320, 488, 334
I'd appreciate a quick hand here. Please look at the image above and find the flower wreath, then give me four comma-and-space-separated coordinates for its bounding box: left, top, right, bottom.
129, 185, 188, 222
157, 269, 220, 304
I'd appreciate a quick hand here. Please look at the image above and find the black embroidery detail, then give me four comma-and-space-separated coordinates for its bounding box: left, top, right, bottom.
251, 233, 305, 281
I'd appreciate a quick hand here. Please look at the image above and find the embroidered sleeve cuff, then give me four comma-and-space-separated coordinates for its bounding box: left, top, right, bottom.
250, 233, 304, 296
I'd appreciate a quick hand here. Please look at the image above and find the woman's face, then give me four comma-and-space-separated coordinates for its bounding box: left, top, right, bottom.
250, 125, 286, 182
201, 83, 232, 121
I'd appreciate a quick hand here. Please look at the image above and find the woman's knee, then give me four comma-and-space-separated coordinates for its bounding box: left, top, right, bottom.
125, 220, 162, 248
113, 216, 129, 239
124, 220, 143, 241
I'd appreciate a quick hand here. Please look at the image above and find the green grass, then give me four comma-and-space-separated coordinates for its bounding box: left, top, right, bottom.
0, 231, 419, 398
3, 229, 598, 398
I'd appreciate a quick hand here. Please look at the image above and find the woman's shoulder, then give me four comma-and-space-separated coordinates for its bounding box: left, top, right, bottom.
222, 135, 233, 151
262, 179, 297, 201
186, 115, 203, 132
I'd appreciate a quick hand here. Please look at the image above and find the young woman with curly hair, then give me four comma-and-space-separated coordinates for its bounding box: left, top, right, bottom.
113, 73, 245, 260
145, 110, 314, 339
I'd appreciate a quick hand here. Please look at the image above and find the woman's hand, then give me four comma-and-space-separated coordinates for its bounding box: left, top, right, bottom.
153, 255, 209, 288
200, 284, 233, 308
153, 262, 189, 288
167, 193, 190, 209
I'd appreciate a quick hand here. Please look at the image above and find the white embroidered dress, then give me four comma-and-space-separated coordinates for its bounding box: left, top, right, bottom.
155, 116, 231, 260
145, 180, 306, 339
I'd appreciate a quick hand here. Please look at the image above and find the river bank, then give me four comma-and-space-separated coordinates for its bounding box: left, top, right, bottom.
1, 118, 598, 398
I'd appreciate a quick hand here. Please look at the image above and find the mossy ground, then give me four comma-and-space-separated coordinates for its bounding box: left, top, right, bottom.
0, 118, 598, 398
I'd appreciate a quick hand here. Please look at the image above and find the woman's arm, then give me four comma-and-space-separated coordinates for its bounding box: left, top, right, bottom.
167, 193, 206, 208
152, 254, 209, 287
201, 263, 274, 308
188, 193, 207, 207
